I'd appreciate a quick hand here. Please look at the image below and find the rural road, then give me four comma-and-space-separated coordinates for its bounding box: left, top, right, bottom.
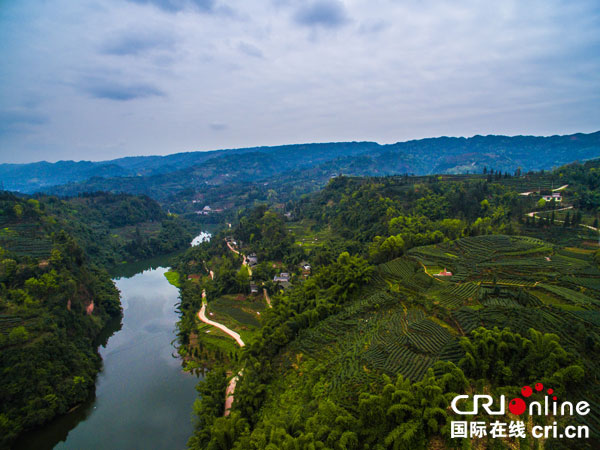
226, 240, 252, 276
198, 288, 245, 416
526, 206, 599, 232
198, 290, 245, 347
526, 205, 573, 217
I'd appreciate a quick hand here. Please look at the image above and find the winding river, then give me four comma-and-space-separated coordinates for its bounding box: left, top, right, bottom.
15, 241, 207, 449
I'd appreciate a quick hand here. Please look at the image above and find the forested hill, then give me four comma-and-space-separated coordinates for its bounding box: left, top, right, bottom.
38, 192, 195, 267
0, 191, 195, 448
2, 131, 599, 195
0, 194, 123, 448
172, 160, 600, 449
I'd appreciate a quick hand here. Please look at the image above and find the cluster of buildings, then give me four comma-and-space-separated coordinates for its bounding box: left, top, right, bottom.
247, 253, 258, 266
273, 272, 291, 289
519, 187, 566, 204
195, 205, 224, 215
246, 252, 259, 293
435, 268, 453, 277
225, 239, 312, 294
272, 262, 311, 289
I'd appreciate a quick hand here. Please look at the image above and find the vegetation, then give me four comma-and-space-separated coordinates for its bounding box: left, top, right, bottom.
4, 133, 598, 208
170, 160, 600, 450
0, 190, 198, 448
39, 192, 195, 266
0, 194, 123, 448
3, 154, 600, 449
164, 270, 182, 288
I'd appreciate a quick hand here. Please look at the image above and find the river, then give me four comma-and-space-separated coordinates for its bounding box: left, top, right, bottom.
14, 246, 205, 449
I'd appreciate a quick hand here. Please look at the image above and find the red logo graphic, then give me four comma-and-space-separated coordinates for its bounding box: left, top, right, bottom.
509, 398, 527, 415
509, 383, 557, 416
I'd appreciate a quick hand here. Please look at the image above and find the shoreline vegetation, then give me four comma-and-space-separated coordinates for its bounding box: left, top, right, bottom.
0, 192, 199, 449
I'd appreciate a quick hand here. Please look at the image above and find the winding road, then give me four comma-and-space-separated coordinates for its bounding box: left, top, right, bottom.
526, 205, 573, 217
526, 206, 599, 232
198, 290, 245, 347
226, 240, 252, 276
199, 240, 274, 416
197, 288, 244, 416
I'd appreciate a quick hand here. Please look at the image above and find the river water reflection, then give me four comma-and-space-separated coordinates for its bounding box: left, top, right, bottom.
15, 253, 199, 450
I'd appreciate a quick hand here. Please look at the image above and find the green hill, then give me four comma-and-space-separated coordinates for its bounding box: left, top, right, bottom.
172, 161, 600, 449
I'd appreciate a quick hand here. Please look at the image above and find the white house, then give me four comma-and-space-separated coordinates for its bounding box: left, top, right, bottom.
542, 193, 562, 202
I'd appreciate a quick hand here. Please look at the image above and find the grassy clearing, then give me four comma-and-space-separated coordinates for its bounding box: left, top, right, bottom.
423, 265, 444, 275
429, 316, 459, 335
564, 247, 596, 255
529, 288, 569, 306
466, 304, 484, 310
287, 219, 334, 251
207, 294, 267, 341
555, 304, 587, 311
164, 270, 182, 288
196, 323, 240, 353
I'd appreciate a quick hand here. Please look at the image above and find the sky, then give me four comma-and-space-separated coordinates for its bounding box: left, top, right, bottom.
0, 0, 599, 164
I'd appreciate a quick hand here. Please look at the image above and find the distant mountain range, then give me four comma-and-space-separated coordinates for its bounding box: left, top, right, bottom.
1, 131, 599, 198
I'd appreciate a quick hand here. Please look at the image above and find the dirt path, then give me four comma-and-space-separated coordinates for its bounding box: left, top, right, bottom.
203, 261, 215, 280
581, 223, 599, 232
418, 261, 446, 283
263, 288, 272, 308
526, 205, 573, 217
526, 206, 599, 232
226, 240, 252, 276
224, 371, 242, 416
198, 290, 245, 347
226, 241, 240, 255
198, 288, 245, 416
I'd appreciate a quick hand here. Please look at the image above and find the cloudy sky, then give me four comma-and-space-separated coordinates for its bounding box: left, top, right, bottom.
0, 0, 598, 163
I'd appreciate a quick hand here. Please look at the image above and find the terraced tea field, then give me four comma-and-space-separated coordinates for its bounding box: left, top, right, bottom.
0, 221, 52, 259
283, 234, 600, 417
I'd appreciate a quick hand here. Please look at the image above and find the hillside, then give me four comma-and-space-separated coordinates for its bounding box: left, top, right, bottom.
0, 194, 122, 448
39, 192, 195, 266
171, 161, 600, 449
2, 132, 599, 200
0, 191, 198, 448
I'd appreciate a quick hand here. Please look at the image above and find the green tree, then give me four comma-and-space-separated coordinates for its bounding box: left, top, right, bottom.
8, 326, 29, 344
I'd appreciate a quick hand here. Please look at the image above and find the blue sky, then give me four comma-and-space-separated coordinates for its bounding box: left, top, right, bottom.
0, 0, 599, 163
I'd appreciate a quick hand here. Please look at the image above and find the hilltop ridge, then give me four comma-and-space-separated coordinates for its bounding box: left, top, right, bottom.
2, 132, 599, 195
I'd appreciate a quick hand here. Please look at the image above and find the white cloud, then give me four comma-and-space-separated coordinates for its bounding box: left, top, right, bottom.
0, 0, 598, 162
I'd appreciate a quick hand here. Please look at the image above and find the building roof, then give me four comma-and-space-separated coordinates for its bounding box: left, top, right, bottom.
434, 268, 453, 276
274, 272, 291, 282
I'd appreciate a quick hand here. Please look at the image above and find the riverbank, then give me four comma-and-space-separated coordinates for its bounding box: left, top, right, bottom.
14, 254, 200, 450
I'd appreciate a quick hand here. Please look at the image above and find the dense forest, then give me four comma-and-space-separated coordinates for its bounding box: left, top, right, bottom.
171, 160, 600, 450
0, 191, 195, 449
33, 192, 194, 267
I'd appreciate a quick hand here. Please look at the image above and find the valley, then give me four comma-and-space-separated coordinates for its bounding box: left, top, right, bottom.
1, 150, 599, 450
